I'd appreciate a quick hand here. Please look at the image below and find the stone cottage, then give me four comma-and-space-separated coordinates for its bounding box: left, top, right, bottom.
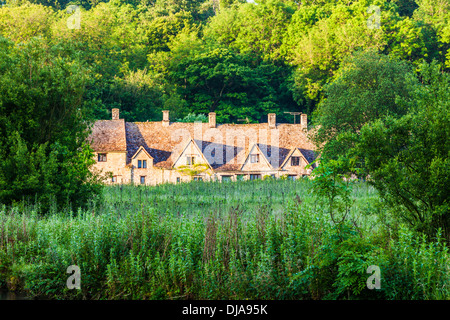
88, 109, 317, 185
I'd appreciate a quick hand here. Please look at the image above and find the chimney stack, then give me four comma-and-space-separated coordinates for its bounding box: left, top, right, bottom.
162, 110, 169, 127
268, 113, 276, 129
209, 112, 216, 128
112, 108, 119, 120
300, 113, 308, 130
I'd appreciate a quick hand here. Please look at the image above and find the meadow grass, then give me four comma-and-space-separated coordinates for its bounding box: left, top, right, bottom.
0, 179, 448, 300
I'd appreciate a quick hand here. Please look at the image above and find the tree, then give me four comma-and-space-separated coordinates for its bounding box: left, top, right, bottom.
312, 50, 419, 160
353, 61, 450, 240
164, 31, 297, 123
286, 1, 387, 108
0, 36, 101, 212
0, 3, 54, 43
205, 0, 296, 62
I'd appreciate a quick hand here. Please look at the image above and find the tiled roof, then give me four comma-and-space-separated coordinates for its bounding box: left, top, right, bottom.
90, 119, 317, 171
125, 122, 316, 170
88, 119, 127, 152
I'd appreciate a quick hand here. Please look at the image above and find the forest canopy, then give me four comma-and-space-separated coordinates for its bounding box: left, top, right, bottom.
1, 0, 449, 123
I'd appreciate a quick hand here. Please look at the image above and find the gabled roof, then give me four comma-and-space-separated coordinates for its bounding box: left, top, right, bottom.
172, 138, 212, 170
131, 146, 154, 160
280, 147, 310, 168
85, 120, 318, 171
240, 143, 274, 171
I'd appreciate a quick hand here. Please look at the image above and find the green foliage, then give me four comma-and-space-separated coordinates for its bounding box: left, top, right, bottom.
354, 61, 450, 240
309, 158, 354, 225
176, 113, 208, 123
0, 36, 102, 212
176, 163, 211, 177
2, 0, 450, 124
163, 33, 297, 123
312, 50, 418, 160
0, 180, 448, 300
379, 226, 449, 300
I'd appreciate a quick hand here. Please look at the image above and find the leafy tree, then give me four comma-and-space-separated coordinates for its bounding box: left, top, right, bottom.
390, 0, 419, 17
353, 61, 450, 240
164, 31, 297, 123
0, 3, 54, 43
286, 1, 387, 108
312, 50, 418, 160
205, 0, 296, 62
0, 36, 101, 212
413, 0, 450, 69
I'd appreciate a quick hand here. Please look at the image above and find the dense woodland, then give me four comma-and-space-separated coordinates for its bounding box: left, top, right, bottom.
0, 0, 449, 122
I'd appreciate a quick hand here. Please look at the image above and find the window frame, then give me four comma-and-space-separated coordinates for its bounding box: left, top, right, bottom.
291, 156, 300, 166
98, 153, 107, 162
250, 154, 260, 163
186, 156, 195, 165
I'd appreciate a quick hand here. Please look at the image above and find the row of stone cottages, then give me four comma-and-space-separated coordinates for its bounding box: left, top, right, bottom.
88, 109, 318, 185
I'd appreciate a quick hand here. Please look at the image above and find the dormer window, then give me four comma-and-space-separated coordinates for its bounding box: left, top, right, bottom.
98, 153, 107, 162
291, 156, 300, 166
138, 160, 147, 168
250, 154, 259, 163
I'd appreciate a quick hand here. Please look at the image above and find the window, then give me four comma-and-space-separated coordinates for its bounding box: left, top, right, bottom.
250, 174, 261, 180
222, 175, 232, 182
194, 177, 203, 181
176, 177, 181, 183
112, 176, 117, 183
98, 153, 107, 162
138, 160, 147, 169
186, 156, 195, 165
140, 176, 145, 184
236, 175, 245, 181
291, 156, 300, 166
250, 154, 260, 163
288, 175, 297, 181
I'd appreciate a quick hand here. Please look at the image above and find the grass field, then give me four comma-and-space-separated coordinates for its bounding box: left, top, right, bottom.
0, 179, 448, 300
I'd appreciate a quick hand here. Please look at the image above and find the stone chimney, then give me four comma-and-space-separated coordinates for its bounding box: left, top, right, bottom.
268, 113, 276, 129
209, 112, 216, 128
300, 113, 308, 130
112, 108, 119, 120
162, 110, 169, 127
